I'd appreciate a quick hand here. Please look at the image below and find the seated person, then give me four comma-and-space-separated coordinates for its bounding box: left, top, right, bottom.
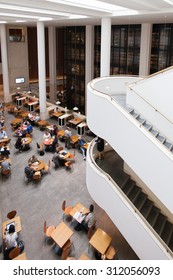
78, 136, 86, 160
24, 164, 34, 180
1, 147, 10, 156
28, 155, 38, 165
81, 204, 96, 231
51, 124, 58, 137
14, 127, 26, 137
48, 136, 58, 153
52, 151, 60, 168
0, 128, 7, 139
25, 124, 33, 134
4, 224, 18, 260
43, 130, 51, 140
1, 157, 11, 172
14, 137, 23, 152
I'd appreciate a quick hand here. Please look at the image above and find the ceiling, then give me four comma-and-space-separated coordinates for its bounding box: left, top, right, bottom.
1, 0, 173, 26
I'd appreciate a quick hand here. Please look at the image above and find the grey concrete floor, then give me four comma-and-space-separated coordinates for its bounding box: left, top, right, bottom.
0, 104, 138, 260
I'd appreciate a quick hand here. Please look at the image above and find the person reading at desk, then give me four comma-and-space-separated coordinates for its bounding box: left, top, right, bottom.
1, 157, 11, 172
43, 130, 51, 140
81, 204, 96, 231
28, 155, 38, 165
4, 224, 18, 260
0, 128, 7, 139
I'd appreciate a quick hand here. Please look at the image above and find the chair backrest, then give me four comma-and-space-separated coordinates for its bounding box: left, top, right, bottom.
57, 146, 63, 152
7, 210, 17, 219
43, 221, 47, 234
62, 200, 66, 211
1, 169, 11, 176
105, 246, 117, 260
33, 171, 41, 180
9, 247, 20, 259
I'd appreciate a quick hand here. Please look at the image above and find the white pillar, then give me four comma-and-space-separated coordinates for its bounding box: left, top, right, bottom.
0, 24, 11, 103
48, 26, 56, 100
100, 17, 111, 77
139, 23, 152, 77
85, 25, 94, 114
37, 21, 48, 120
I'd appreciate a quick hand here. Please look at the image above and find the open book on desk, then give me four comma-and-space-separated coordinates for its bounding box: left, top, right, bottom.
73, 211, 85, 223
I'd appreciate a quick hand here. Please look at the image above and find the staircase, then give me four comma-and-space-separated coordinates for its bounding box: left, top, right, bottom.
120, 176, 173, 253
129, 109, 173, 152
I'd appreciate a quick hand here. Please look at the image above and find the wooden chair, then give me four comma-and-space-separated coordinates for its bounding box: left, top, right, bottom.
57, 146, 64, 152
1, 169, 11, 178
7, 210, 17, 219
9, 247, 20, 260
65, 160, 73, 171
43, 160, 51, 174
33, 171, 42, 181
105, 246, 118, 260
61, 240, 74, 260
43, 221, 55, 245
62, 200, 73, 221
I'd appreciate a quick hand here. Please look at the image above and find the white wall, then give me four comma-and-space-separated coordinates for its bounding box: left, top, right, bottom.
126, 67, 173, 142
86, 142, 172, 259
87, 77, 173, 218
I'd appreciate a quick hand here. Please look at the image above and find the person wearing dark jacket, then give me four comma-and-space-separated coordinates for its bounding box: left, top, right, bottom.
96, 137, 104, 159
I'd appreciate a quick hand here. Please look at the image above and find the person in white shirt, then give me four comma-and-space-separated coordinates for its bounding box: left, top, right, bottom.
0, 128, 7, 139
64, 127, 71, 149
43, 130, 51, 140
4, 224, 18, 259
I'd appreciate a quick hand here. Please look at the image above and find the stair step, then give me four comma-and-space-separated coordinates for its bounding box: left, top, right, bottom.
150, 129, 159, 137
143, 123, 152, 131
136, 116, 146, 125
153, 213, 167, 236
128, 108, 134, 114
120, 175, 130, 190
140, 199, 153, 219
164, 141, 172, 150
127, 185, 141, 203
147, 206, 160, 227
156, 134, 166, 144
130, 111, 139, 118
161, 221, 173, 246
133, 192, 147, 211
122, 179, 136, 196
168, 232, 173, 252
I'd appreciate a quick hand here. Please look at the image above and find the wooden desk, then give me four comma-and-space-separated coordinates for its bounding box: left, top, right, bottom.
70, 202, 88, 217
30, 160, 45, 171
70, 135, 79, 147
10, 118, 22, 126
0, 138, 10, 145
78, 252, 90, 260
21, 112, 29, 118
13, 252, 27, 260
58, 130, 65, 137
22, 137, 32, 146
52, 111, 63, 118
2, 216, 22, 239
50, 221, 74, 248
68, 117, 83, 126
82, 143, 89, 150
89, 228, 112, 255
37, 120, 48, 130
43, 138, 54, 146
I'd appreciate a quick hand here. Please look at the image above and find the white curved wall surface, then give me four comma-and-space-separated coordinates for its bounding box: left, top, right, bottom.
87, 78, 173, 216
86, 144, 171, 259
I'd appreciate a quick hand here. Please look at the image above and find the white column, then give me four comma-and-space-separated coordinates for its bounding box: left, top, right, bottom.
0, 24, 11, 103
85, 25, 94, 114
48, 26, 56, 100
100, 17, 111, 77
139, 23, 152, 77
37, 21, 48, 120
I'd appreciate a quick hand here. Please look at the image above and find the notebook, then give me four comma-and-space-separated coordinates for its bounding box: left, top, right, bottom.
6, 221, 15, 232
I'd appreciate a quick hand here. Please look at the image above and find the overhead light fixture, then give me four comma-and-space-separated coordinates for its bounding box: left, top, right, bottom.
164, 0, 173, 5
73, 106, 79, 111
56, 101, 61, 105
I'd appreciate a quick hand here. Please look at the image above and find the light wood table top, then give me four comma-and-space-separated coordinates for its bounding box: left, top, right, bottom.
50, 221, 74, 248
78, 252, 90, 260
89, 228, 112, 255
52, 111, 63, 118
43, 138, 54, 146
30, 160, 46, 171
70, 202, 89, 217
68, 117, 83, 126
82, 143, 89, 150
2, 216, 22, 239
0, 138, 9, 145
22, 137, 32, 145
13, 252, 27, 260
21, 112, 29, 118
58, 130, 65, 137
10, 118, 22, 125
70, 135, 79, 145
